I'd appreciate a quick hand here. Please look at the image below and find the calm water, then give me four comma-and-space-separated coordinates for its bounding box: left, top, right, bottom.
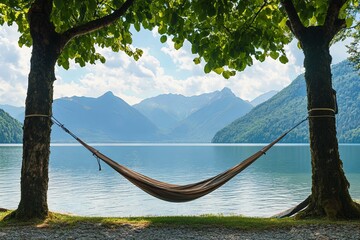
1, 144, 360, 217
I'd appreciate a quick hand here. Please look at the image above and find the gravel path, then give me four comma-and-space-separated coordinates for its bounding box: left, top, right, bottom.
1, 222, 360, 240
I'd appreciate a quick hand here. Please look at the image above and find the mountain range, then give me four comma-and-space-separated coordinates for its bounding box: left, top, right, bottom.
50, 87, 253, 142
212, 60, 360, 143
134, 88, 253, 142
2, 60, 358, 144
1, 88, 256, 143
51, 91, 160, 142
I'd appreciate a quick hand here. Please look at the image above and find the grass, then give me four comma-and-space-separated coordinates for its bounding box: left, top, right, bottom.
1, 210, 359, 231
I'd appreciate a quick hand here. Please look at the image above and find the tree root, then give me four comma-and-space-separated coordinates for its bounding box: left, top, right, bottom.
295, 199, 360, 220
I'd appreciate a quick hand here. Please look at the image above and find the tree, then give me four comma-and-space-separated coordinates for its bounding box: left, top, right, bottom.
1, 0, 359, 221
0, 0, 166, 220
157, 0, 360, 219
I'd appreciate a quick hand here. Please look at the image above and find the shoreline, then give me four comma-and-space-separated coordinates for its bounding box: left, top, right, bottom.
1, 221, 360, 239
1, 212, 360, 239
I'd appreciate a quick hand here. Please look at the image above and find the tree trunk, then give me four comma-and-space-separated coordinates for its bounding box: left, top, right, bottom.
297, 27, 360, 219
8, 0, 61, 220
14, 50, 56, 220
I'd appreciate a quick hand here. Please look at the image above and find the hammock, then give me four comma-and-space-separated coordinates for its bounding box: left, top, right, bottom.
52, 117, 307, 202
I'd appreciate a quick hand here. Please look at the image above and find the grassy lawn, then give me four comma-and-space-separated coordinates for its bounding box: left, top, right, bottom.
1, 210, 359, 230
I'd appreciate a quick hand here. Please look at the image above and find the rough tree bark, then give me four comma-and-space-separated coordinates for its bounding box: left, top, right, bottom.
282, 0, 360, 219
298, 27, 360, 219
8, 0, 62, 220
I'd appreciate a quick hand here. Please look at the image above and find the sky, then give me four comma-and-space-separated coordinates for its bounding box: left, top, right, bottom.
0, 24, 351, 107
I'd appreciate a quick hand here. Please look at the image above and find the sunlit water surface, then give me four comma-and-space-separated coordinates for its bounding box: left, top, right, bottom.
1, 144, 359, 217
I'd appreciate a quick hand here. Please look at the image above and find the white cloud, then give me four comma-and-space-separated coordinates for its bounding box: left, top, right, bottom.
152, 43, 305, 102
54, 48, 166, 104
160, 40, 200, 71
330, 38, 352, 64
0, 24, 349, 108
0, 25, 31, 106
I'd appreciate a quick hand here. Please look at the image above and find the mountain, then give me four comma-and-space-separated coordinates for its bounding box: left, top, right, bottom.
0, 104, 24, 122
0, 109, 23, 143
52, 88, 254, 143
51, 91, 160, 142
168, 88, 253, 142
2, 88, 255, 143
133, 91, 219, 131
212, 61, 360, 143
250, 90, 278, 106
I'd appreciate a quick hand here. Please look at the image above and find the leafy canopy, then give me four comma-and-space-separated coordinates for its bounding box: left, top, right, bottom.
0, 0, 165, 68
0, 0, 359, 76
156, 0, 359, 78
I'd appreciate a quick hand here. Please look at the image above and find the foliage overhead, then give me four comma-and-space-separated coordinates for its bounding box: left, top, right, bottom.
0, 0, 359, 77
0, 0, 161, 69
155, 0, 360, 78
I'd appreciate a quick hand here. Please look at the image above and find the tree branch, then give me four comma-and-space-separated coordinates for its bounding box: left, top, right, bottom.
281, 0, 305, 40
324, 0, 347, 27
60, 0, 135, 47
324, 0, 347, 39
248, 0, 269, 27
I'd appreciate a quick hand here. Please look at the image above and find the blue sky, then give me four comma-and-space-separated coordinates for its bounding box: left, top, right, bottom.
0, 24, 351, 107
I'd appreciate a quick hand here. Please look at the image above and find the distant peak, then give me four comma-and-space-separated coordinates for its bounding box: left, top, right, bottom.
221, 87, 232, 93
219, 87, 235, 97
98, 91, 124, 102
101, 91, 115, 97
98, 91, 119, 100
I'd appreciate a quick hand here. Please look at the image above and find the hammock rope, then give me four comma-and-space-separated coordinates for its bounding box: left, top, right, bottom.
52, 116, 308, 202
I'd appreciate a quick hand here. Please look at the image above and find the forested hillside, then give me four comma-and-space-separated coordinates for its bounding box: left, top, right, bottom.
0, 109, 22, 143
213, 61, 360, 143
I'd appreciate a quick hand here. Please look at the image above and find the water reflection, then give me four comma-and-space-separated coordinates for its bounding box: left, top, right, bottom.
0, 144, 359, 217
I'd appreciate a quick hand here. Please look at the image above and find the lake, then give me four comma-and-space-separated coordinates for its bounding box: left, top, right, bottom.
1, 144, 360, 217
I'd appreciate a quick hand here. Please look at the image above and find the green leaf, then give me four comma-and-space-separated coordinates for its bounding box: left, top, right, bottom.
158, 24, 167, 34
345, 17, 354, 28
193, 57, 201, 64
269, 51, 279, 60
279, 55, 289, 64
174, 41, 183, 50
123, 33, 132, 44
134, 22, 141, 32
278, 17, 288, 29
99, 56, 106, 64
213, 67, 224, 74
135, 48, 144, 57
204, 63, 212, 73
222, 70, 232, 79
296, 41, 303, 49
309, 15, 317, 26
160, 35, 167, 43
